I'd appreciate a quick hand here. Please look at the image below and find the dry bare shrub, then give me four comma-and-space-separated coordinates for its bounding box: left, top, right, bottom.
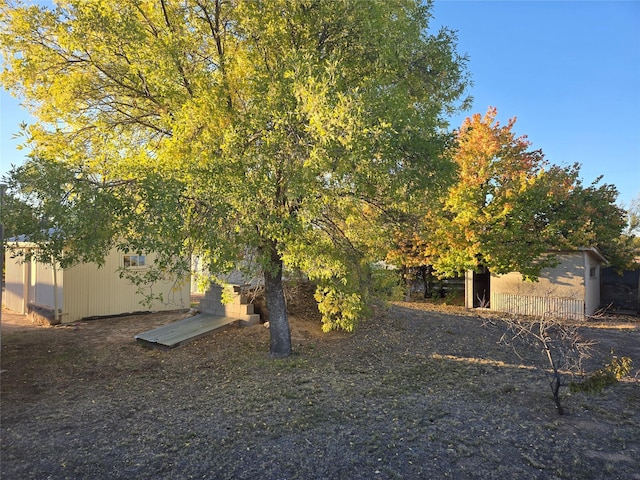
498, 313, 595, 415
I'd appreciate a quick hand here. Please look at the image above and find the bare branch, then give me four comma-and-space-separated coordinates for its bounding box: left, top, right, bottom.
498, 312, 595, 415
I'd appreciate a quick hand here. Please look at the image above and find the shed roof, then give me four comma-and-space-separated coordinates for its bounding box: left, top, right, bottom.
578, 247, 608, 265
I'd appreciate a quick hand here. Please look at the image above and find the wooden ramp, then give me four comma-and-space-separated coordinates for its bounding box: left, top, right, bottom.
134, 314, 238, 349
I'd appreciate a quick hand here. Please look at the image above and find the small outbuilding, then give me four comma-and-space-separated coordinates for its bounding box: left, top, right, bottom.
3, 241, 190, 324
465, 248, 608, 321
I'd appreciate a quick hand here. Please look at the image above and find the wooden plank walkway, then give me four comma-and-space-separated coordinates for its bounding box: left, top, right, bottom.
134, 313, 238, 349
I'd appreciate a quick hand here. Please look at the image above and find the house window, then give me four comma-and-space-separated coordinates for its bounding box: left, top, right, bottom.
589, 266, 597, 279
123, 254, 146, 268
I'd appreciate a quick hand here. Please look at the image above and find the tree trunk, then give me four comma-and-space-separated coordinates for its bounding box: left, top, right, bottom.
420, 265, 434, 299
403, 266, 412, 302
264, 241, 292, 357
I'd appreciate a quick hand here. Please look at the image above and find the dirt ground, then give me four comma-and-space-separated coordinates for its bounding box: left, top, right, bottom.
1, 297, 639, 479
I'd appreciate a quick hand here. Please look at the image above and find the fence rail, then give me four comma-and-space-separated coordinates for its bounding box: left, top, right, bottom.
491, 293, 584, 321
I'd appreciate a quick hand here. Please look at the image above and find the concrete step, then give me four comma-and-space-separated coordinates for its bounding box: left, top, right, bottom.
202, 291, 248, 305
198, 283, 260, 325
236, 313, 261, 327
199, 300, 255, 316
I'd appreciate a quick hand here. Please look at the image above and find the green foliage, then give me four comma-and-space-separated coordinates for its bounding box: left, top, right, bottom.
570, 351, 633, 394
314, 283, 365, 333
2, 157, 126, 268
441, 290, 464, 306
311, 263, 406, 331
219, 283, 236, 306
369, 266, 405, 302
0, 0, 471, 347
192, 272, 213, 294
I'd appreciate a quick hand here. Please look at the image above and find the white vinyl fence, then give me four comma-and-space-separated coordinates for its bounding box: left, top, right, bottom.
491, 293, 584, 321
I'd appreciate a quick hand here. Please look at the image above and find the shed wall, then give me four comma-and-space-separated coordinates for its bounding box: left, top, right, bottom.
3, 251, 28, 313
491, 253, 585, 298
583, 252, 601, 316
62, 249, 190, 323
490, 253, 585, 320
32, 260, 64, 310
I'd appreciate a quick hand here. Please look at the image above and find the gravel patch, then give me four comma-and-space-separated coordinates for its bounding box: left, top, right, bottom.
2, 302, 639, 479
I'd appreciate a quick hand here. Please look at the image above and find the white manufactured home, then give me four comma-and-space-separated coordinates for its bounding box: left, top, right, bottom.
3, 243, 190, 324
465, 248, 607, 321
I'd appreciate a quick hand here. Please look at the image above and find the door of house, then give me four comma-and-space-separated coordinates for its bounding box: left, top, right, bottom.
472, 268, 491, 308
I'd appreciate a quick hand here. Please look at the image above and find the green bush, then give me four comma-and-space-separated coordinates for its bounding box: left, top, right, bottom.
314, 285, 364, 333
570, 351, 633, 394
369, 266, 404, 301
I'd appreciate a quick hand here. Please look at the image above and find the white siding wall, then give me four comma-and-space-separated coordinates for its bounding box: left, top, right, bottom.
4, 247, 190, 322
62, 249, 190, 323
583, 252, 601, 316
3, 249, 62, 315
3, 251, 28, 313
464, 270, 474, 309
32, 260, 64, 310
490, 253, 586, 320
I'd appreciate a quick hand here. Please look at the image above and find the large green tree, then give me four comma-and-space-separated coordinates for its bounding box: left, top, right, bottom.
0, 0, 470, 355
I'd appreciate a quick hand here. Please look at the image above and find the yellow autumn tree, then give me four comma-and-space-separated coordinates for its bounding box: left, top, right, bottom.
429, 107, 629, 279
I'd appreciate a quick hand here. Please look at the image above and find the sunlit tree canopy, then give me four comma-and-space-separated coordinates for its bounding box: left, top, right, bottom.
0, 0, 471, 355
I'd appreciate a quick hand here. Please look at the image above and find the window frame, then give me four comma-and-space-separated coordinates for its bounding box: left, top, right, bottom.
123, 254, 147, 269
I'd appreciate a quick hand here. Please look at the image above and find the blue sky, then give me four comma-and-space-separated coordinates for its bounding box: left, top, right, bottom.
1, 0, 639, 207
432, 0, 640, 207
